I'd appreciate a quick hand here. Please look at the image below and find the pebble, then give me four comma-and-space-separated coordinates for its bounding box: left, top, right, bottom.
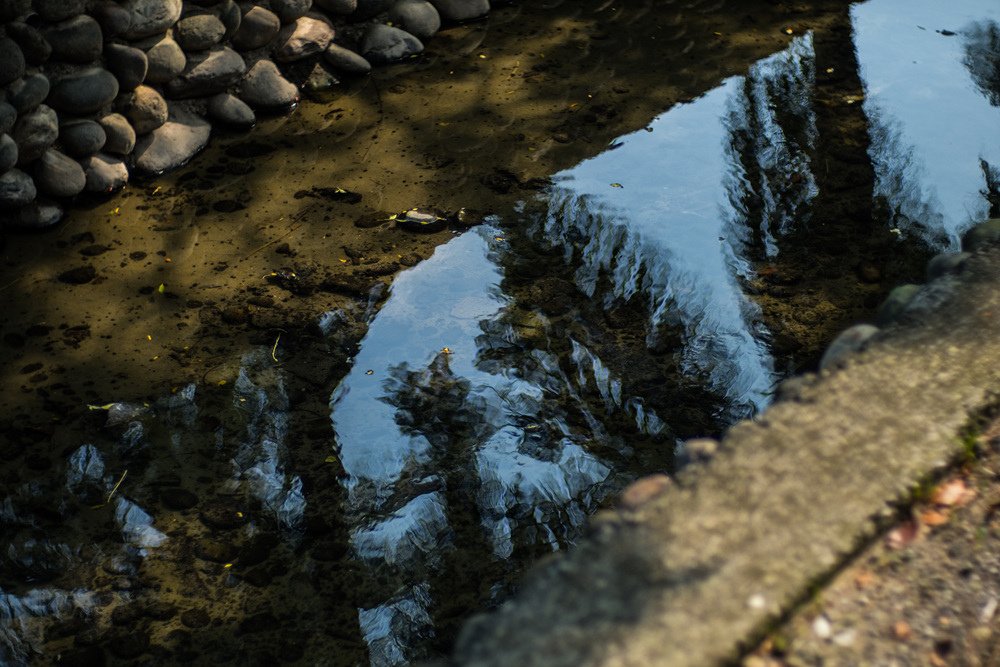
430, 0, 490, 22
6, 73, 50, 113
819, 324, 879, 371
34, 0, 86, 22
12, 104, 59, 164
361, 24, 423, 64
232, 6, 282, 51
0, 103, 15, 135
1, 198, 62, 230
239, 59, 300, 109
875, 284, 922, 326
0, 0, 30, 22
208, 93, 256, 128
93, 3, 133, 39
271, 0, 315, 24
0, 168, 36, 209
323, 43, 371, 75
175, 14, 227, 52
315, 0, 358, 13
0, 134, 17, 171
104, 43, 149, 91
144, 35, 187, 84
47, 68, 120, 115
133, 108, 212, 175
6, 23, 51, 66
45, 15, 104, 64
98, 114, 136, 155
82, 153, 129, 194
274, 16, 335, 62
388, 0, 441, 40
165, 46, 246, 99
0, 38, 27, 87
122, 0, 183, 40
926, 251, 971, 280
34, 149, 87, 198
119, 85, 169, 135
618, 474, 672, 510
217, 0, 243, 39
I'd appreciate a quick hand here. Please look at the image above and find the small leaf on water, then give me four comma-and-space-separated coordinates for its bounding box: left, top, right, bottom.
324, 455, 338, 463
887, 519, 920, 549
610, 183, 624, 188
87, 403, 115, 411
365, 369, 374, 376
224, 563, 233, 568
157, 283, 165, 294
920, 509, 949, 526
146, 334, 152, 341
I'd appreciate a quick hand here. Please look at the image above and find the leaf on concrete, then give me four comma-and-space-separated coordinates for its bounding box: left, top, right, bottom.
931, 478, 974, 507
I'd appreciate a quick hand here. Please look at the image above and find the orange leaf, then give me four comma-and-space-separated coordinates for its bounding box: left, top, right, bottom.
854, 570, 876, 589
920, 509, 949, 527
931, 479, 974, 507
893, 620, 911, 640
887, 520, 919, 549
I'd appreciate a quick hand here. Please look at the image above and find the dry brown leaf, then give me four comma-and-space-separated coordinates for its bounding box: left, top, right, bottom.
920, 509, 949, 527
931, 478, 975, 507
930, 651, 948, 667
893, 620, 911, 641
887, 520, 919, 549
854, 570, 877, 589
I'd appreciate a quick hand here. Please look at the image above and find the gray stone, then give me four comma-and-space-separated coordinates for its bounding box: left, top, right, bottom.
45, 15, 104, 64
1, 198, 63, 230
360, 24, 423, 64
388, 0, 441, 40
12, 104, 58, 164
0, 103, 15, 136
315, 0, 357, 14
0, 169, 36, 209
133, 108, 211, 175
232, 7, 281, 51
430, 0, 489, 22
216, 0, 242, 39
271, 0, 313, 24
303, 62, 339, 94
104, 44, 149, 91
0, 134, 18, 172
274, 16, 335, 63
926, 252, 971, 281
33, 0, 86, 22
323, 43, 371, 75
207, 93, 255, 128
175, 14, 227, 52
34, 149, 86, 198
165, 46, 246, 98
59, 120, 107, 158
48, 68, 120, 114
97, 114, 136, 155
0, 0, 30, 22
6, 22, 51, 66
352, 0, 393, 20
123, 0, 183, 40
119, 85, 168, 135
0, 39, 27, 87
93, 3, 133, 39
962, 218, 1000, 252
819, 324, 880, 371
82, 153, 128, 193
6, 74, 50, 113
875, 284, 922, 326
145, 36, 187, 85
238, 59, 299, 109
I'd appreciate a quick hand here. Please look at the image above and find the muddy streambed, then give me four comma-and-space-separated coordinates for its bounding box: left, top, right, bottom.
2, 0, 999, 665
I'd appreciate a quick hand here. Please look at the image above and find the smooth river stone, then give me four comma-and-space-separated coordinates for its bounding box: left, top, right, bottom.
274, 16, 334, 62
0, 169, 36, 210
82, 153, 129, 194
175, 14, 227, 51
12, 105, 58, 164
98, 114, 136, 155
323, 43, 371, 75
0, 39, 27, 87
47, 68, 120, 114
361, 24, 423, 64
34, 0, 86, 22
165, 46, 246, 99
315, 0, 357, 14
104, 43, 149, 91
232, 7, 281, 51
123, 0, 183, 39
34, 149, 87, 198
6, 74, 50, 113
145, 36, 187, 84
271, 0, 313, 23
238, 59, 299, 109
133, 108, 211, 175
45, 15, 104, 64
120, 85, 169, 135
207, 93, 255, 128
59, 120, 107, 157
6, 22, 51, 66
1, 198, 64, 230
429, 0, 489, 21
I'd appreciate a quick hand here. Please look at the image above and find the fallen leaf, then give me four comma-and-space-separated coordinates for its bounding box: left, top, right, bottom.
893, 620, 912, 640
324, 455, 338, 463
854, 570, 877, 589
920, 509, 949, 526
610, 182, 624, 188
157, 283, 165, 294
930, 651, 948, 667
932, 479, 974, 507
887, 519, 919, 549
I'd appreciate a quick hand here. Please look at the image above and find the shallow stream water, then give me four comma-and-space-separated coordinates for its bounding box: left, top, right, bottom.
2, 0, 999, 664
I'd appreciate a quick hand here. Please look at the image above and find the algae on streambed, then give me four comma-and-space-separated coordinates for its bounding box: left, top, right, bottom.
3, 0, 995, 664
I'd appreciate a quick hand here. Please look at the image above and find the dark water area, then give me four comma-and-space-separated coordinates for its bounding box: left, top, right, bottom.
2, 0, 999, 665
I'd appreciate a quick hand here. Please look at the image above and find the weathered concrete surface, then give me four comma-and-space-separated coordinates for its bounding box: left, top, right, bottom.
453, 246, 1000, 667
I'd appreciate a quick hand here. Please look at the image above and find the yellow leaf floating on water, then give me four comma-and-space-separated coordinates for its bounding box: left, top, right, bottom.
324, 455, 338, 463
146, 334, 152, 341
87, 403, 116, 411
610, 183, 624, 188
365, 369, 374, 375
157, 283, 165, 294
223, 563, 233, 568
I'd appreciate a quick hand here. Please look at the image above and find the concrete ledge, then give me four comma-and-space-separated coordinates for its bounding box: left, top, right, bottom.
452, 246, 1000, 666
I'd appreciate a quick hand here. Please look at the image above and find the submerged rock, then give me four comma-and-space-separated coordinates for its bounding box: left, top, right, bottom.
239, 59, 300, 109
819, 324, 880, 371
323, 43, 371, 75
1, 197, 63, 230
208, 93, 256, 128
875, 284, 922, 326
133, 108, 211, 175
962, 218, 1000, 252
361, 24, 423, 64
926, 252, 971, 281
82, 153, 129, 193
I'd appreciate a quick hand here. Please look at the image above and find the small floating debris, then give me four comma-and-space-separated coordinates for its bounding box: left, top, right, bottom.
293, 187, 362, 204
396, 208, 448, 233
